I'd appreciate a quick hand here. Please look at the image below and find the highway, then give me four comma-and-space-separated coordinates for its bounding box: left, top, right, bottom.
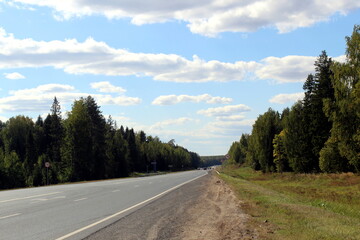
0, 170, 207, 240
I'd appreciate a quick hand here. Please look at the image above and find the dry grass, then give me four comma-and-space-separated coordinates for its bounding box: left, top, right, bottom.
219, 166, 360, 240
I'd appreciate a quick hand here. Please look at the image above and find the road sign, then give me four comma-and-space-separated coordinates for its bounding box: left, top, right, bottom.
45, 162, 50, 168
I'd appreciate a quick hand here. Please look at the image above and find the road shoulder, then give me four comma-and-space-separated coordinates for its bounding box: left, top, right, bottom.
84, 172, 257, 240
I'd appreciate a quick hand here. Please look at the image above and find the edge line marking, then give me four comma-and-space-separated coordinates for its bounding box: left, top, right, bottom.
0, 213, 21, 220
55, 173, 207, 240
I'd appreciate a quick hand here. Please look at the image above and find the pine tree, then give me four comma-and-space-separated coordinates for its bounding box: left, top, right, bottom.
84, 96, 107, 180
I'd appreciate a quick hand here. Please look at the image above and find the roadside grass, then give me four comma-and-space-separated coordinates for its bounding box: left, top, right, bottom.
219, 166, 360, 240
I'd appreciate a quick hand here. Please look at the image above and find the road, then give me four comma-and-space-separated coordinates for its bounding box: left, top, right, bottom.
0, 170, 207, 240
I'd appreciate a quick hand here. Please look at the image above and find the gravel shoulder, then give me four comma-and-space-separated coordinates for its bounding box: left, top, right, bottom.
84, 172, 257, 240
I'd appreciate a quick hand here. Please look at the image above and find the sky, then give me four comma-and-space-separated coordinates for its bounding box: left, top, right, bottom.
0, 0, 359, 156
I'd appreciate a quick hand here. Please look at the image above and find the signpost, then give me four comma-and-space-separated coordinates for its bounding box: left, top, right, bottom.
45, 162, 50, 185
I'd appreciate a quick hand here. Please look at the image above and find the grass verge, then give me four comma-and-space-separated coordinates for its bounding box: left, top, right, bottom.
219, 165, 360, 240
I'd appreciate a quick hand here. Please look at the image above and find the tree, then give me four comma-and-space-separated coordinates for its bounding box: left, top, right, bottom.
321, 25, 360, 172
319, 137, 348, 173
227, 134, 248, 165
284, 102, 317, 172
308, 52, 334, 160
49, 97, 63, 165
39, 98, 64, 183
84, 96, 107, 180
61, 99, 92, 181
105, 117, 129, 178
247, 108, 281, 172
2, 116, 36, 186
273, 130, 289, 172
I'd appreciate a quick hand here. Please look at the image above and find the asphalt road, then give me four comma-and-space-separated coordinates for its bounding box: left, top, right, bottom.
0, 170, 207, 240
84, 172, 211, 240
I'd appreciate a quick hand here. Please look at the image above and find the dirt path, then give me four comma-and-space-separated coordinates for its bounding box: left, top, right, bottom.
176, 173, 257, 240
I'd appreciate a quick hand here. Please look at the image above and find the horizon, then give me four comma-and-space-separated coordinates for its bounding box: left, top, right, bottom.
0, 1, 359, 155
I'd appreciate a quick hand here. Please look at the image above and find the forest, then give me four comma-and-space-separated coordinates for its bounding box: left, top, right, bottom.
227, 25, 360, 174
0, 96, 201, 189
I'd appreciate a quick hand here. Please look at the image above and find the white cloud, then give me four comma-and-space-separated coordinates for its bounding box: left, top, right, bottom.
97, 96, 141, 106
0, 28, 258, 83
333, 55, 346, 63
8, 0, 360, 36
215, 114, 245, 121
90, 81, 126, 94
149, 117, 195, 131
269, 92, 304, 104
194, 118, 255, 138
197, 104, 251, 117
256, 55, 316, 83
0, 28, 345, 84
0, 83, 141, 113
152, 94, 232, 105
4, 72, 25, 79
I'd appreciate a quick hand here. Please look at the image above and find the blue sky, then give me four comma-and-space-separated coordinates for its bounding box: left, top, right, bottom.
0, 0, 359, 156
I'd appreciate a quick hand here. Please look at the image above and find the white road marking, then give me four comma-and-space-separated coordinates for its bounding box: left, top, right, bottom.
0, 192, 62, 204
134, 185, 139, 188
55, 173, 207, 240
74, 198, 87, 202
31, 198, 48, 201
53, 196, 66, 199
112, 190, 120, 193
112, 179, 142, 185
0, 213, 21, 220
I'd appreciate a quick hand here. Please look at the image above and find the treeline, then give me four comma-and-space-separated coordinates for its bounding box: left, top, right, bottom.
228, 25, 360, 173
200, 155, 224, 167
0, 96, 201, 189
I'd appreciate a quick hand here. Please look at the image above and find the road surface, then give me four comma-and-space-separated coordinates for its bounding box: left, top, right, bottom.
0, 170, 207, 240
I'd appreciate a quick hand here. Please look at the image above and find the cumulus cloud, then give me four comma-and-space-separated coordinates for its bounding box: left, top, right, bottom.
98, 96, 141, 106
269, 92, 304, 104
8, 0, 360, 36
197, 104, 251, 117
4, 72, 25, 80
0, 28, 345, 83
90, 81, 126, 94
256, 55, 316, 83
333, 55, 347, 63
0, 83, 141, 113
152, 94, 232, 105
0, 28, 258, 83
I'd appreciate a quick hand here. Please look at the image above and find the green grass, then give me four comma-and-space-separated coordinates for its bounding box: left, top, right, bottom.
219, 166, 360, 240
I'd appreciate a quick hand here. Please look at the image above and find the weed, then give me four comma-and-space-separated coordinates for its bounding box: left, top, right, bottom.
219, 166, 360, 240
